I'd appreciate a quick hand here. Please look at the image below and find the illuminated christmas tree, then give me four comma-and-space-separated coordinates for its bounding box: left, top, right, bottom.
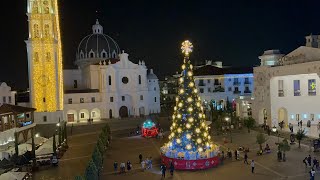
161, 41, 219, 168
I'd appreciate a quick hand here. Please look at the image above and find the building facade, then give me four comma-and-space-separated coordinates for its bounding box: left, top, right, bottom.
252, 35, 320, 137
193, 61, 254, 111
62, 21, 160, 123
0, 82, 16, 106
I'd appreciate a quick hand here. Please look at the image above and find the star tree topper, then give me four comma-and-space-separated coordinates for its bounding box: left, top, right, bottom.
181, 40, 193, 56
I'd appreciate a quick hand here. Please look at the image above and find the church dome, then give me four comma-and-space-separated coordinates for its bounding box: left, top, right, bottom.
147, 69, 158, 80
75, 20, 121, 67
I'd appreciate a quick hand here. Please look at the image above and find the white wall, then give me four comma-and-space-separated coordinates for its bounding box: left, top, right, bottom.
0, 82, 16, 105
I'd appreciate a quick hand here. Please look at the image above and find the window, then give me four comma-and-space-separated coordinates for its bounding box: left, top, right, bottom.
278, 80, 284, 97
80, 113, 84, 119
122, 96, 125, 101
92, 112, 96, 118
68, 98, 72, 104
102, 52, 107, 58
308, 79, 316, 96
200, 88, 204, 93
208, 88, 211, 92
138, 75, 141, 85
110, 97, 113, 102
43, 98, 46, 102
228, 87, 232, 92
3, 97, 6, 103
8, 96, 11, 104
154, 97, 157, 102
43, 116, 47, 122
91, 97, 95, 103
234, 87, 239, 93
33, 24, 40, 38
245, 86, 250, 92
311, 114, 315, 121
122, 77, 129, 84
233, 78, 239, 85
244, 78, 250, 84
74, 80, 78, 88
293, 80, 300, 96
108, 76, 112, 85
80, 98, 84, 103
154, 87, 156, 91
214, 79, 220, 85
140, 95, 143, 101
89, 52, 94, 58
296, 114, 300, 121
207, 79, 211, 83
199, 79, 205, 86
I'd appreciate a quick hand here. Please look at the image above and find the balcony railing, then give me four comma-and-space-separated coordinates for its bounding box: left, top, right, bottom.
294, 90, 301, 96
213, 87, 225, 92
233, 82, 241, 86
308, 90, 316, 96
278, 90, 284, 97
233, 90, 241, 94
244, 90, 252, 94
198, 83, 206, 86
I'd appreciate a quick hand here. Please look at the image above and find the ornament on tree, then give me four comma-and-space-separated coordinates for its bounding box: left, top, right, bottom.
160, 40, 220, 170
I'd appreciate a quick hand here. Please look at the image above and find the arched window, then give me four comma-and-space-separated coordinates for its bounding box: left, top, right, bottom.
154, 87, 156, 91
43, 1, 49, 14
34, 52, 39, 63
138, 75, 141, 85
32, 2, 38, 13
44, 24, 50, 37
80, 52, 84, 59
108, 76, 112, 85
112, 51, 116, 58
46, 52, 50, 61
89, 52, 95, 58
101, 52, 107, 58
33, 24, 40, 38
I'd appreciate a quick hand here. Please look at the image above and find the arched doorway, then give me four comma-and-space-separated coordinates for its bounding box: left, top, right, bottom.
278, 108, 288, 127
139, 107, 145, 117
109, 109, 112, 119
119, 106, 128, 118
91, 108, 101, 120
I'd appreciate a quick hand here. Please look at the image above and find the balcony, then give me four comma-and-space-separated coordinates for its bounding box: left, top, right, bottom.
212, 87, 225, 92
233, 90, 241, 94
278, 90, 284, 97
233, 82, 241, 86
294, 90, 301, 96
308, 90, 316, 96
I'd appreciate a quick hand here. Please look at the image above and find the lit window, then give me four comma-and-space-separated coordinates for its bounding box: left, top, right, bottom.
311, 114, 315, 121
80, 98, 84, 103
278, 80, 284, 97
92, 112, 96, 118
80, 113, 84, 119
308, 79, 316, 96
296, 114, 300, 121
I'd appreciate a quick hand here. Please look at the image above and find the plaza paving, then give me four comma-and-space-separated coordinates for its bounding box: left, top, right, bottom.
32, 118, 320, 180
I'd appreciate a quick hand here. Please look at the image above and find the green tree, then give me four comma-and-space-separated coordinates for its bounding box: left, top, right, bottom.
256, 133, 267, 151
64, 122, 68, 146
85, 159, 98, 180
243, 117, 255, 133
97, 138, 104, 155
279, 138, 290, 161
295, 129, 306, 148
92, 147, 102, 171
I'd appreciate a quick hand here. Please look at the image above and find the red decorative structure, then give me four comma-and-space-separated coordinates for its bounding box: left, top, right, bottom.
141, 120, 159, 138
161, 155, 220, 170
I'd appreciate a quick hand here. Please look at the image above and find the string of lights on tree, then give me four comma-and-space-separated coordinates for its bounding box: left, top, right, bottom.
163, 40, 216, 158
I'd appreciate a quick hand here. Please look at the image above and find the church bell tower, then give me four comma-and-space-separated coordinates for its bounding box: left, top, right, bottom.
25, 0, 64, 122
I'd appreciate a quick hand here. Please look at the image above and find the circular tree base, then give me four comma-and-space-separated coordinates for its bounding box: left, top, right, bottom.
161, 155, 220, 170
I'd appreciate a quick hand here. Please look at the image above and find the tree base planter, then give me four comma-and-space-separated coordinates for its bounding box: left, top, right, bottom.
161, 155, 220, 170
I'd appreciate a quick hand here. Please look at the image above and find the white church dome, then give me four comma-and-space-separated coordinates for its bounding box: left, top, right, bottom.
75, 19, 120, 67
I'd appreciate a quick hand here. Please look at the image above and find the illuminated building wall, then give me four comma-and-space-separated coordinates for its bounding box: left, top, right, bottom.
26, 0, 63, 112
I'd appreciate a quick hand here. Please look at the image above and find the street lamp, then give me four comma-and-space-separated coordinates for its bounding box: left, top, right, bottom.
272, 125, 280, 144
225, 117, 232, 143
35, 133, 39, 138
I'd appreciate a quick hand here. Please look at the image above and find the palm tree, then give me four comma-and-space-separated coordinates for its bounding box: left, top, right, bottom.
256, 133, 267, 151
295, 129, 306, 148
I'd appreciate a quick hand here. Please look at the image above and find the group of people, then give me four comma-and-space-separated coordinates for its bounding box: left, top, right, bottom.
160, 161, 175, 179
222, 148, 255, 173
113, 160, 132, 174
303, 155, 318, 179
140, 154, 153, 170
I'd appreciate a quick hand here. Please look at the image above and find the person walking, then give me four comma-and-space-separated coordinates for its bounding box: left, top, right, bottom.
127, 160, 132, 171
161, 163, 166, 179
244, 152, 249, 164
120, 162, 126, 173
169, 162, 174, 176
139, 153, 143, 163
234, 150, 238, 160
310, 168, 316, 180
221, 151, 225, 165
113, 161, 118, 172
303, 157, 308, 168
149, 157, 153, 169
313, 157, 317, 168
308, 155, 312, 167
141, 160, 146, 171
251, 160, 255, 173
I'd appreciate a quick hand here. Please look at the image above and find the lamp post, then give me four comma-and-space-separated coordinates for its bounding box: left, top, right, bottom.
272, 125, 279, 144
56, 123, 61, 146
225, 117, 232, 143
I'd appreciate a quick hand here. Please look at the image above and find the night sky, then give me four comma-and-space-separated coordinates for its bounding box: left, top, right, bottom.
2, 0, 320, 90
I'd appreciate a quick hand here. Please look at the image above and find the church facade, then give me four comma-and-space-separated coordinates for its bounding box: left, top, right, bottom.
25, 0, 160, 124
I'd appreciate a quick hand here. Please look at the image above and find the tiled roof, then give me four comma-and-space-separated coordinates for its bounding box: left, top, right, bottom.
194, 65, 253, 76
0, 104, 36, 115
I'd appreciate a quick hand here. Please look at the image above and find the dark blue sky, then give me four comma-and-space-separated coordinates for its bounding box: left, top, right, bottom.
2, 0, 320, 90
